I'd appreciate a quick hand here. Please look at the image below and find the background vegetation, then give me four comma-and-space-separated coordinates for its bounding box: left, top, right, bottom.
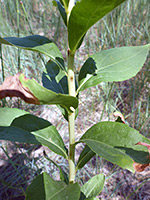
0, 0, 150, 199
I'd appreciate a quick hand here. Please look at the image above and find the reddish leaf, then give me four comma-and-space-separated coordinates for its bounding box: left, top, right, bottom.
133, 142, 150, 172
0, 73, 40, 104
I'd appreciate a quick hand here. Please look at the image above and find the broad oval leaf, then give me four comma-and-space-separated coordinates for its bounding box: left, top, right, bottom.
26, 172, 80, 200
78, 45, 150, 92
76, 145, 95, 170
0, 35, 63, 67
79, 122, 150, 172
81, 174, 105, 198
0, 108, 68, 158
68, 0, 126, 53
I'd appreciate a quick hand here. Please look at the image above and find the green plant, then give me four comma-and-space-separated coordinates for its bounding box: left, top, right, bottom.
0, 0, 150, 199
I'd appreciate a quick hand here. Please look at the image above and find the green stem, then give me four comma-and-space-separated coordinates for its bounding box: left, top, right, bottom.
67, 51, 76, 184
67, 0, 76, 184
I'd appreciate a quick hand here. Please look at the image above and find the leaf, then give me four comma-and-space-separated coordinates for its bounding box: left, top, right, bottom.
25, 172, 80, 200
56, 0, 67, 25
78, 45, 150, 92
0, 73, 78, 113
0, 35, 63, 67
0, 73, 40, 104
42, 59, 79, 119
20, 74, 78, 113
81, 174, 105, 198
79, 122, 150, 172
76, 145, 95, 170
60, 0, 69, 7
133, 142, 150, 172
68, 0, 126, 53
42, 60, 68, 94
0, 108, 68, 158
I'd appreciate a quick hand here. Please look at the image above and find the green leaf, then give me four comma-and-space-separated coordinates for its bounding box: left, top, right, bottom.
42, 60, 79, 119
68, 0, 126, 53
25, 172, 80, 200
76, 145, 95, 170
80, 122, 150, 172
0, 108, 68, 158
78, 45, 150, 92
81, 174, 105, 198
19, 74, 78, 113
0, 35, 63, 67
56, 0, 67, 25
42, 60, 68, 94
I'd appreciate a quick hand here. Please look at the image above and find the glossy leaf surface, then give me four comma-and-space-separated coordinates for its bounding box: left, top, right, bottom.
0, 35, 63, 66
68, 0, 126, 53
80, 122, 150, 172
26, 172, 80, 200
78, 45, 150, 92
81, 174, 105, 198
0, 108, 68, 158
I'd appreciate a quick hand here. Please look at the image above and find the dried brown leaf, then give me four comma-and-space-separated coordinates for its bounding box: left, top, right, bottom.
0, 73, 40, 104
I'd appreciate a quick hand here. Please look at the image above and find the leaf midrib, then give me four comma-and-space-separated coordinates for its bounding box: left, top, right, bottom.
82, 176, 102, 198
80, 138, 132, 156
48, 184, 68, 199
9, 125, 68, 158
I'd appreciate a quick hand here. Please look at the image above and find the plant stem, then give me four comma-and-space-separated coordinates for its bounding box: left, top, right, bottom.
67, 51, 76, 184
67, 0, 76, 184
